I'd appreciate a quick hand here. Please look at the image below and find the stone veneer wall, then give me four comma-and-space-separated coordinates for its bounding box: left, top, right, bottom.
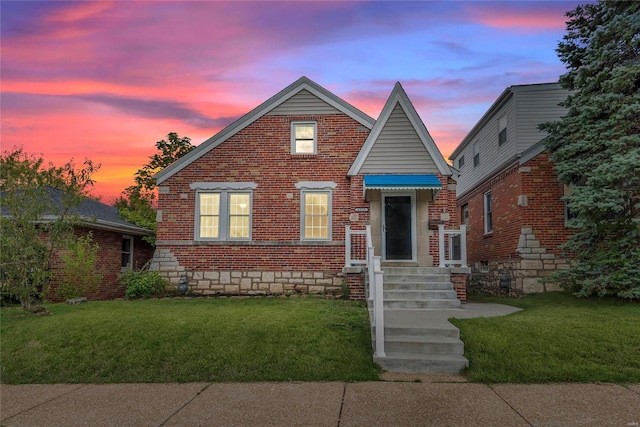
468, 227, 570, 295
151, 248, 352, 298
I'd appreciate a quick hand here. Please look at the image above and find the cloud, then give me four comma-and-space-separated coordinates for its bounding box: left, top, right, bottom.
463, 1, 575, 33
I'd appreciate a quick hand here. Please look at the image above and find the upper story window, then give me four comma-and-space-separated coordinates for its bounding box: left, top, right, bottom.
291, 122, 317, 154
121, 236, 133, 269
473, 142, 480, 167
498, 115, 507, 146
484, 191, 493, 234
458, 155, 465, 169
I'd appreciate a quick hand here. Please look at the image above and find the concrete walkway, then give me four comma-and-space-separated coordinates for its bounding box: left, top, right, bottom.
2, 381, 639, 426
2, 303, 639, 426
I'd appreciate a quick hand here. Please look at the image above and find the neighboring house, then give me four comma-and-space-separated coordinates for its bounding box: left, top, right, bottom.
449, 83, 573, 293
151, 76, 467, 300
1, 187, 154, 301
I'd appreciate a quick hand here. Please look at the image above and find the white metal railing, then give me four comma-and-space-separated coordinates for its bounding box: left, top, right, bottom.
346, 225, 385, 358
345, 225, 368, 266
438, 224, 468, 268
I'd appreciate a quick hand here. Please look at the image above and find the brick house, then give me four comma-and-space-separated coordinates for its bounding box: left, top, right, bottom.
2, 187, 155, 301
449, 83, 573, 294
151, 76, 468, 301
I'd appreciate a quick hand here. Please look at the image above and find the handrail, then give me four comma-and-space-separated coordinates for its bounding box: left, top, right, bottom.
438, 224, 468, 268
345, 225, 368, 266
361, 225, 384, 358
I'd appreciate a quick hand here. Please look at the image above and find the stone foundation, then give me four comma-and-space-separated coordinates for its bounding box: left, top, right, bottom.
150, 248, 353, 298
468, 227, 571, 296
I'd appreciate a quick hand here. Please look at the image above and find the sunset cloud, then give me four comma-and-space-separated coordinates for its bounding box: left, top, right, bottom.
1, 1, 585, 201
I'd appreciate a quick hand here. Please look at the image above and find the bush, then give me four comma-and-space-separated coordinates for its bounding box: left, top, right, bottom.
120, 270, 167, 299
53, 233, 102, 300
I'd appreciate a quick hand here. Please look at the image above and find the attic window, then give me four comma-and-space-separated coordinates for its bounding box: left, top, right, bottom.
458, 155, 465, 168
292, 122, 316, 154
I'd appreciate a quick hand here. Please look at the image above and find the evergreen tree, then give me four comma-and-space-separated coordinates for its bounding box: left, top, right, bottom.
542, 1, 640, 299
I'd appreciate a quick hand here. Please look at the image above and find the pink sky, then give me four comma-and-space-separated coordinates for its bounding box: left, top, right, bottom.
1, 1, 583, 203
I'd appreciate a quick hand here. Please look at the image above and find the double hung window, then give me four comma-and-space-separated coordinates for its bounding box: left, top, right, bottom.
292, 122, 317, 154
296, 181, 335, 241
302, 191, 330, 240
192, 182, 256, 240
197, 192, 251, 240
121, 236, 133, 269
484, 191, 493, 233
498, 115, 507, 146
473, 142, 480, 167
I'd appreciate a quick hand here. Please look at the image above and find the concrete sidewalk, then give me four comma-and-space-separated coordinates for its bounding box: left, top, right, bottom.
2, 380, 639, 426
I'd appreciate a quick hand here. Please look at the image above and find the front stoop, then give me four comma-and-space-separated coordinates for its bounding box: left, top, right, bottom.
369, 267, 468, 374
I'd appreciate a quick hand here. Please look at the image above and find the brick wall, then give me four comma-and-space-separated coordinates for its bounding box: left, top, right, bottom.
458, 152, 572, 294
155, 113, 370, 296
48, 227, 154, 301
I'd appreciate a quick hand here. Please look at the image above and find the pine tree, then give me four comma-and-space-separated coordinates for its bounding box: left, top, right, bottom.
542, 1, 640, 299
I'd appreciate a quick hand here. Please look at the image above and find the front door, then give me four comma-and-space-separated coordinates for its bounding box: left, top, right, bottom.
383, 194, 414, 261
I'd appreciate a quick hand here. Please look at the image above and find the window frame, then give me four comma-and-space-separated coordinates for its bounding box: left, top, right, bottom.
461, 204, 469, 226
195, 190, 253, 241
300, 190, 332, 241
121, 235, 134, 270
564, 200, 578, 226
498, 115, 507, 146
291, 121, 317, 154
473, 141, 480, 167
484, 191, 493, 234
458, 155, 465, 169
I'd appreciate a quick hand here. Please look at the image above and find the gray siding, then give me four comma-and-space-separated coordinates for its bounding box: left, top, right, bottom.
453, 84, 569, 197
359, 104, 439, 174
454, 98, 516, 196
267, 90, 341, 115
514, 87, 568, 153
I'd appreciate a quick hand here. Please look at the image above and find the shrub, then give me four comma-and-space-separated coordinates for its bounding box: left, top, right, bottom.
120, 270, 167, 299
53, 233, 102, 300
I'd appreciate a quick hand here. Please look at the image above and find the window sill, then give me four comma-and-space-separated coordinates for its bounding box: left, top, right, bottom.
290, 154, 317, 159
483, 232, 493, 238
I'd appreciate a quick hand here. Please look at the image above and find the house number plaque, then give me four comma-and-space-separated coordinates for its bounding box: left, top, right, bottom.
354, 208, 369, 212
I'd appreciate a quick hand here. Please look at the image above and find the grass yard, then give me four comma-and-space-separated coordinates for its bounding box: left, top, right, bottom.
1, 298, 381, 384
450, 292, 640, 384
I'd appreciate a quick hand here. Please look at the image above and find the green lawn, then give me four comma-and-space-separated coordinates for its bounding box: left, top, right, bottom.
1, 298, 381, 384
450, 292, 640, 384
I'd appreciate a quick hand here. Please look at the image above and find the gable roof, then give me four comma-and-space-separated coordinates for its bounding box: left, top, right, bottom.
348, 82, 452, 177
1, 187, 153, 236
449, 82, 561, 160
155, 76, 376, 184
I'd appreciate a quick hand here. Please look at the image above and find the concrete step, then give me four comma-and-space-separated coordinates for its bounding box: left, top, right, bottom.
374, 353, 468, 374
384, 290, 458, 300
375, 335, 464, 355
383, 274, 450, 283
382, 267, 450, 275
380, 281, 454, 291
373, 325, 460, 339
384, 299, 462, 310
